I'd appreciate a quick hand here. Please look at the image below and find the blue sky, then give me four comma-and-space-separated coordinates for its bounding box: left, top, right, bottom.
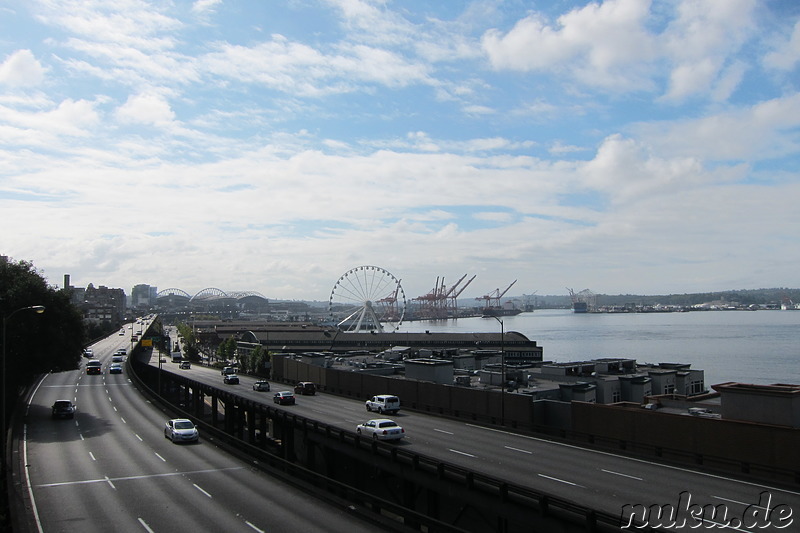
1, 0, 799, 302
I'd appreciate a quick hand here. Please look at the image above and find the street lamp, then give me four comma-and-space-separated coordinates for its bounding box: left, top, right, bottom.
488, 315, 505, 425
2, 305, 45, 469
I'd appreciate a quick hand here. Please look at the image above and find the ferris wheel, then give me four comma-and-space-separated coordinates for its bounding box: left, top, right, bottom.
329, 266, 406, 332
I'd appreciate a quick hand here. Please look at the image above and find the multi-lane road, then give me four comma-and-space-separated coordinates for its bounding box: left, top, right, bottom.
16, 320, 800, 532
16, 322, 384, 533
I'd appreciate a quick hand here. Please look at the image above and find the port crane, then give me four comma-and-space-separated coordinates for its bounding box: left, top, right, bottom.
412, 274, 476, 319
476, 280, 517, 310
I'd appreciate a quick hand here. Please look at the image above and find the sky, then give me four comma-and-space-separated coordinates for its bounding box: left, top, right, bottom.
1, 0, 799, 303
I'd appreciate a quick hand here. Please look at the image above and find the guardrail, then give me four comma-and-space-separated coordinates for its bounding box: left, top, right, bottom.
128, 354, 666, 532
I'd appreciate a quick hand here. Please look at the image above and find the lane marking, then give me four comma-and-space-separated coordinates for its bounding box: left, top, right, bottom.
135, 434, 143, 441
434, 429, 454, 435
34, 467, 245, 488
154, 453, 166, 462
89, 452, 96, 461
465, 423, 800, 497
121, 417, 126, 424
449, 449, 476, 458
538, 474, 584, 488
193, 484, 212, 498
105, 476, 116, 490
246, 521, 265, 532
504, 446, 532, 454
138, 518, 155, 533
601, 469, 642, 481
713, 495, 752, 507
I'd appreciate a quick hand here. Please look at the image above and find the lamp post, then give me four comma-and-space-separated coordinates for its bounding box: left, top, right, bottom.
488, 315, 505, 425
2, 305, 45, 470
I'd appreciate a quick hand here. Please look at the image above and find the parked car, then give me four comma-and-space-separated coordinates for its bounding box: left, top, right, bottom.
356, 419, 405, 441
51, 400, 76, 419
164, 419, 199, 443
109, 362, 123, 374
294, 381, 316, 395
253, 381, 270, 392
273, 391, 296, 405
179, 361, 191, 369
223, 374, 239, 384
365, 395, 400, 414
85, 360, 102, 375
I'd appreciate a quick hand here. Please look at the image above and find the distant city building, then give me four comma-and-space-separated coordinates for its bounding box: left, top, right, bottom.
63, 274, 126, 325
131, 284, 157, 310
83, 283, 126, 324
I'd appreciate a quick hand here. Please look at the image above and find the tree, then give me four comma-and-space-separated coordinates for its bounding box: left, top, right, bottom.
175, 322, 200, 361
1, 257, 86, 422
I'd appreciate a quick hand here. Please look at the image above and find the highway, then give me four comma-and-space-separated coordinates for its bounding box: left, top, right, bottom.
17, 320, 800, 532
160, 323, 800, 532
17, 321, 387, 533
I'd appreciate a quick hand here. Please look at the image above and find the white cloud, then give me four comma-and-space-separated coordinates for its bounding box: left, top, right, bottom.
660, 0, 758, 102
115, 92, 175, 126
764, 19, 800, 71
0, 49, 47, 87
481, 0, 656, 90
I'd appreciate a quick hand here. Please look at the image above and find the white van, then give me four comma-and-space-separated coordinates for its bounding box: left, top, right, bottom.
365, 395, 400, 415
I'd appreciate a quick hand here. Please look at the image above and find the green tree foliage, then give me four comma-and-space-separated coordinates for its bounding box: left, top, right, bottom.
175, 322, 200, 361
1, 258, 86, 412
217, 337, 237, 363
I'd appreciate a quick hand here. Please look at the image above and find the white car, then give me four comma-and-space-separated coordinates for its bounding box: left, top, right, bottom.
164, 419, 199, 443
356, 419, 405, 441
365, 395, 400, 415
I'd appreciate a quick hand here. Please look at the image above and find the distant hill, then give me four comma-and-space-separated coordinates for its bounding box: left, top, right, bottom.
508, 288, 800, 309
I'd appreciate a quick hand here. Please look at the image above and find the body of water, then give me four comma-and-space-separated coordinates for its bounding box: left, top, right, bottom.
401, 309, 800, 387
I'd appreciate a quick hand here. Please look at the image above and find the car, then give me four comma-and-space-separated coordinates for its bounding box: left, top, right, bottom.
111, 355, 124, 363
118, 330, 125, 335
365, 395, 400, 415
223, 374, 239, 384
179, 361, 191, 369
356, 419, 405, 441
221, 366, 237, 376
83, 348, 93, 358
109, 362, 123, 374
164, 418, 199, 443
294, 381, 316, 395
253, 380, 271, 392
273, 391, 295, 405
116, 348, 127, 355
85, 360, 102, 375
51, 400, 76, 419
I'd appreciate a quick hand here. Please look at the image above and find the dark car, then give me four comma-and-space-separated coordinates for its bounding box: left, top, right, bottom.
85, 360, 102, 375
253, 380, 270, 392
51, 400, 76, 419
223, 374, 239, 384
294, 381, 316, 395
273, 391, 296, 405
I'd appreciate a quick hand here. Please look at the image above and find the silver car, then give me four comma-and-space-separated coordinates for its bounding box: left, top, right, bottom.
164, 419, 199, 443
356, 418, 405, 441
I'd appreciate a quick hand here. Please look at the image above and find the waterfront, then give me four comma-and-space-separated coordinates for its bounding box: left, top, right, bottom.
401, 308, 800, 387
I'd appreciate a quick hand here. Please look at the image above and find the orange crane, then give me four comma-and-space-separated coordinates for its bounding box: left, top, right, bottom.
447, 274, 476, 317
477, 280, 517, 310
